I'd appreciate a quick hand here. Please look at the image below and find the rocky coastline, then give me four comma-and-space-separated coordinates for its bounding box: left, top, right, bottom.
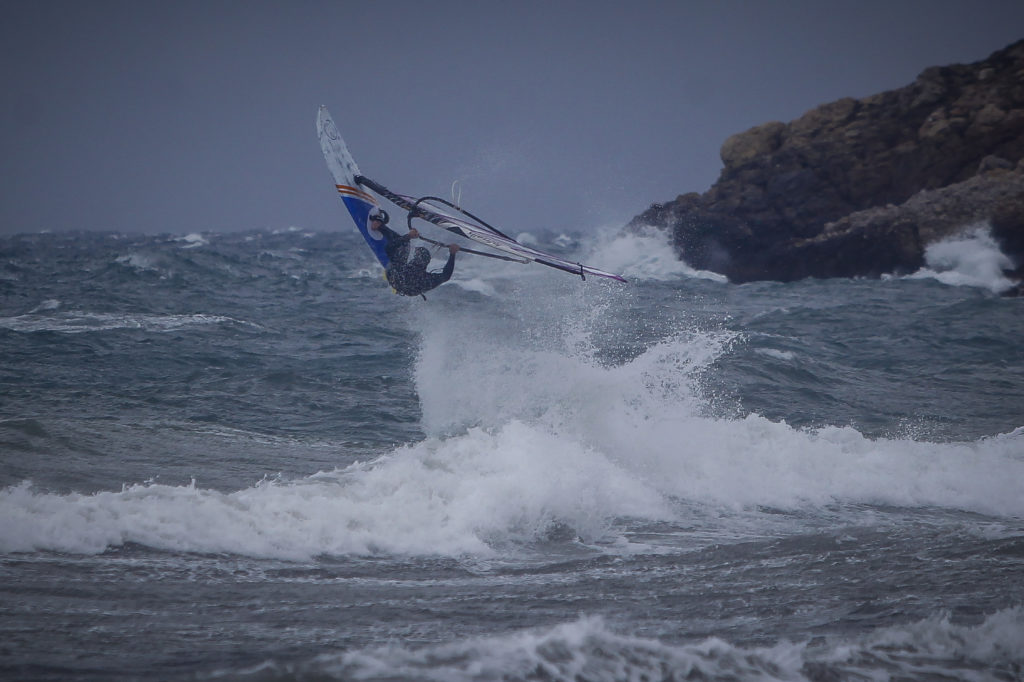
632, 39, 1024, 291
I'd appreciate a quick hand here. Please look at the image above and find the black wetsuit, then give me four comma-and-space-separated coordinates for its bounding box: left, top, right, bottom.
377, 225, 456, 296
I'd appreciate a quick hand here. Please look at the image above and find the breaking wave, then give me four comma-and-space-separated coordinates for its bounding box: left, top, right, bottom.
219, 608, 1024, 681
3, 303, 1022, 560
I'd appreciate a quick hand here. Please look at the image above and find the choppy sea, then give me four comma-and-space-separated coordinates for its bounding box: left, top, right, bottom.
1, 223, 1022, 681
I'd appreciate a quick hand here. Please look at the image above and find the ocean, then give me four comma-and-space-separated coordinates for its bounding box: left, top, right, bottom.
1, 223, 1022, 681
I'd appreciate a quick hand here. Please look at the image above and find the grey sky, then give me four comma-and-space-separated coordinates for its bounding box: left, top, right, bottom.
2, 1, 1022, 237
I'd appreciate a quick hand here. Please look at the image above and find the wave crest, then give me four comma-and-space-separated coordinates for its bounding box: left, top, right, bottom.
221, 608, 1024, 681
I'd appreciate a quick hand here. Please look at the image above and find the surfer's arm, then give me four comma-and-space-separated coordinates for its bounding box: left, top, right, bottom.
440, 248, 456, 280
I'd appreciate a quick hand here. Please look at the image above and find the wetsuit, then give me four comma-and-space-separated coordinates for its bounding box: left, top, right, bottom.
376, 225, 456, 296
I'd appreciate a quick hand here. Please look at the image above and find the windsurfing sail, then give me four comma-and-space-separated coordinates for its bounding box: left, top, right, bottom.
317, 106, 627, 283
317, 106, 390, 267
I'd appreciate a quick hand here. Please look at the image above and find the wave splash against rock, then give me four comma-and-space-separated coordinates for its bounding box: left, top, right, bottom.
634, 39, 1024, 290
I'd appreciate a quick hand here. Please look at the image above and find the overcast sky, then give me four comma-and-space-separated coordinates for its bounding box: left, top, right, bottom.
2, 1, 1023, 237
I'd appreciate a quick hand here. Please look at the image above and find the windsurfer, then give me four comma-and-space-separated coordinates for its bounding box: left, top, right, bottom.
368, 208, 459, 296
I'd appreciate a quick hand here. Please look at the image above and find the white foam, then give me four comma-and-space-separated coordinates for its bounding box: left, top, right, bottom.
908, 224, 1016, 293
232, 608, 1024, 680
28, 299, 61, 313
0, 424, 668, 559
347, 266, 385, 280
177, 233, 208, 248
115, 252, 159, 272
552, 233, 577, 249
313, 616, 807, 681
816, 607, 1024, 679
0, 311, 256, 334
582, 224, 727, 282
452, 277, 499, 297
412, 291, 1024, 522
755, 348, 795, 361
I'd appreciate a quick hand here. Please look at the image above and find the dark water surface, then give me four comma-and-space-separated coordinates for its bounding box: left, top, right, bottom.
1, 229, 1022, 680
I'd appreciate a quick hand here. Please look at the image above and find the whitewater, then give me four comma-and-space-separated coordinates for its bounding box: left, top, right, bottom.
1, 223, 1022, 681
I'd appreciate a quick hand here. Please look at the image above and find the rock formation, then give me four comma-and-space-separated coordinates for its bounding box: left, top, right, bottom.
633, 39, 1024, 284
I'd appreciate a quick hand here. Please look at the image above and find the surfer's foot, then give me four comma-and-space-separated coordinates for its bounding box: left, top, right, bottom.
448, 244, 460, 254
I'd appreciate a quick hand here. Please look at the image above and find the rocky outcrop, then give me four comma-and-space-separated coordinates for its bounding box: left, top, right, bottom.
633, 39, 1024, 283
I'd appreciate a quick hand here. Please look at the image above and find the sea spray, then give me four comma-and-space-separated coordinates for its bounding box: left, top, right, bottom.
410, 262, 1024, 523
582, 223, 726, 282
909, 224, 1016, 293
